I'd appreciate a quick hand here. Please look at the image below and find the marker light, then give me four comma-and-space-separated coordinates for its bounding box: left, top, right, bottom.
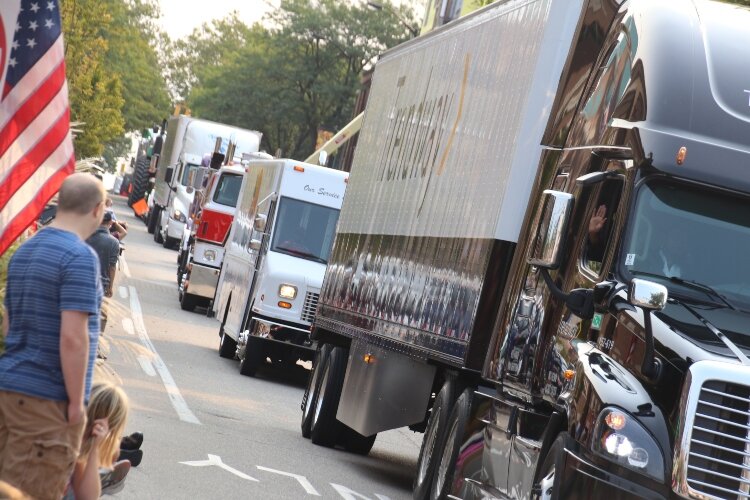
278, 301, 292, 309
363, 353, 375, 364
294, 166, 305, 172
279, 284, 297, 299
604, 410, 627, 430
676, 146, 687, 165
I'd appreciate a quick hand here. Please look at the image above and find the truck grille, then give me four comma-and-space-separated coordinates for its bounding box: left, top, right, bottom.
674, 362, 750, 500
684, 379, 750, 499
301, 292, 319, 324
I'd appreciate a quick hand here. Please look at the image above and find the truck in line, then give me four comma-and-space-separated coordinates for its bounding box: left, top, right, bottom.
214, 159, 348, 377
147, 115, 262, 249
300, 0, 750, 498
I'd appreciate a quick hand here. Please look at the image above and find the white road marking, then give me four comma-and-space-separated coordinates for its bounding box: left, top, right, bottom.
331, 484, 391, 500
121, 318, 135, 336
120, 255, 131, 278
136, 355, 156, 377
118, 286, 128, 299
180, 454, 259, 482
256, 466, 321, 496
128, 285, 201, 425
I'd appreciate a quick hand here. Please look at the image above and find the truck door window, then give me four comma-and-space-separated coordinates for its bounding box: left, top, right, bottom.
213, 174, 243, 207
583, 178, 624, 276
270, 197, 340, 264
181, 164, 199, 186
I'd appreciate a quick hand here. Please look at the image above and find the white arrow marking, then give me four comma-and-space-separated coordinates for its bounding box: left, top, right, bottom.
331, 483, 391, 500
118, 286, 128, 299
180, 454, 259, 482
136, 355, 156, 377
256, 466, 321, 496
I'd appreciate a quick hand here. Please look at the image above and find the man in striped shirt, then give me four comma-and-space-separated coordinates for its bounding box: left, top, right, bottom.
0, 174, 104, 500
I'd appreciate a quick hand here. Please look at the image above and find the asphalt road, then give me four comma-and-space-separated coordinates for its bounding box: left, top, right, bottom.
102, 196, 421, 499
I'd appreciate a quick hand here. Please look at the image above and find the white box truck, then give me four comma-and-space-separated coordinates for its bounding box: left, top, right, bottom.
148, 115, 262, 248
214, 159, 348, 377
300, 0, 750, 498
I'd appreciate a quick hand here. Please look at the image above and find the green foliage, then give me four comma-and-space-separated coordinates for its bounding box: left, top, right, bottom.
184, 0, 415, 159
102, 135, 133, 172
61, 0, 125, 158
101, 0, 171, 131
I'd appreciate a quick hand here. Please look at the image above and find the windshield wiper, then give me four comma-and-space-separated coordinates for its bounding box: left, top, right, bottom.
630, 270, 738, 311
276, 247, 327, 264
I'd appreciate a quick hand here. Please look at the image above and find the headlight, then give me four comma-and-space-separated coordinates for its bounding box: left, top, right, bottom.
279, 284, 297, 299
203, 249, 216, 262
173, 209, 186, 223
592, 407, 664, 481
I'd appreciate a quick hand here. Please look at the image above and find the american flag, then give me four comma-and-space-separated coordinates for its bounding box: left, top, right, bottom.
0, 0, 75, 256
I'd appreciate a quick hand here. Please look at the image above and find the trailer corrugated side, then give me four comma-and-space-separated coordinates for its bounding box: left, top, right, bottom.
315, 0, 586, 370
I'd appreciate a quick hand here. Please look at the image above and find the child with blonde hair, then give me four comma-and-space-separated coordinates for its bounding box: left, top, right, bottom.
66, 382, 130, 499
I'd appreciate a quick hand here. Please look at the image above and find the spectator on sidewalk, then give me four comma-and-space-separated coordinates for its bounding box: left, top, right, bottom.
0, 173, 105, 500
87, 212, 120, 329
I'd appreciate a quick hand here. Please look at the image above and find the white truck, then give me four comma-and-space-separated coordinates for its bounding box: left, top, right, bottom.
148, 115, 262, 249
214, 159, 347, 377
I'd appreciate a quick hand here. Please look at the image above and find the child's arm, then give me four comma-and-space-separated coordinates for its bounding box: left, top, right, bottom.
72, 419, 108, 500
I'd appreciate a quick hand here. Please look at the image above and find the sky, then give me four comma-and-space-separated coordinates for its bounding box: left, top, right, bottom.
157, 0, 424, 40
158, 0, 278, 40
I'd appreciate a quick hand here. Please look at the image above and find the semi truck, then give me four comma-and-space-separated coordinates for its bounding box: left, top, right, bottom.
148, 115, 262, 249
300, 0, 750, 498
214, 159, 348, 378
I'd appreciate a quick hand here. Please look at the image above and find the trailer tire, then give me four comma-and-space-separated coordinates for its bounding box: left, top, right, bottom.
128, 155, 150, 207
301, 345, 331, 438
219, 327, 237, 359
310, 346, 346, 447
239, 336, 264, 377
430, 388, 472, 500
154, 218, 164, 244
531, 433, 570, 500
339, 425, 376, 455
147, 206, 160, 234
180, 291, 198, 312
413, 379, 458, 499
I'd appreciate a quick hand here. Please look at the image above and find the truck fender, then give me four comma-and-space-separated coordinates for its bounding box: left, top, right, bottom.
557, 343, 671, 479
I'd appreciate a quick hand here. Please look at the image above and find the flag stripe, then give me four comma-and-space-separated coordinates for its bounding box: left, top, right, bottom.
0, 80, 69, 184
0, 108, 70, 212
0, 36, 63, 128
0, 59, 65, 160
0, 156, 74, 256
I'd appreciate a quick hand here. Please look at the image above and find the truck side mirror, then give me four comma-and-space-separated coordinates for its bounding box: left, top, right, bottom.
165, 166, 174, 184
628, 279, 668, 311
527, 190, 574, 269
253, 214, 267, 233
249, 239, 262, 251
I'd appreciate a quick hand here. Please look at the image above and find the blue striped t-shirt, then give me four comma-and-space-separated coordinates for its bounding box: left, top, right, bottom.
0, 227, 102, 402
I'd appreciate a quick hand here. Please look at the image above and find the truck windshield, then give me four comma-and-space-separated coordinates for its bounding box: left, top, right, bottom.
213, 173, 242, 207
620, 179, 750, 311
270, 197, 340, 264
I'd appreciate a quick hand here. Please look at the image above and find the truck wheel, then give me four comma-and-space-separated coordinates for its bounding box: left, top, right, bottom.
531, 433, 570, 500
147, 206, 160, 234
310, 346, 347, 447
301, 345, 331, 438
218, 327, 237, 359
239, 337, 264, 377
128, 155, 149, 207
414, 379, 458, 499
430, 388, 472, 500
154, 219, 164, 244
180, 291, 197, 312
339, 425, 376, 455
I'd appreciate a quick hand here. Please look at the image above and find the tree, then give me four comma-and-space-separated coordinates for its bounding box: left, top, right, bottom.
188, 0, 415, 159
101, 0, 171, 131
60, 0, 125, 158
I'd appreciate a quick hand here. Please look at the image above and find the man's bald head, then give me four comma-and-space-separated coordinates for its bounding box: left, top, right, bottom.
57, 173, 106, 215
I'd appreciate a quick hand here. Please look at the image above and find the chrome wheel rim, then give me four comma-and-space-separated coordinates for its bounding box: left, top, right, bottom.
539, 465, 555, 500
304, 360, 322, 421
